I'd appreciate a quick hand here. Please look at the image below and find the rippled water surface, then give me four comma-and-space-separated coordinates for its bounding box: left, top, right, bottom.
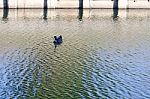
0, 9, 150, 99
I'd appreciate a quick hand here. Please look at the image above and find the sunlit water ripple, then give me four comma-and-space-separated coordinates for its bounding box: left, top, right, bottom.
0, 9, 150, 99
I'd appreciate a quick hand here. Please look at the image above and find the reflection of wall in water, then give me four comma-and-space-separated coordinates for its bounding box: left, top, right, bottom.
1, 9, 150, 21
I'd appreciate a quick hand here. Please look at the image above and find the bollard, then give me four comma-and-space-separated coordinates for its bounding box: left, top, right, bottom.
44, 0, 48, 9
113, 0, 118, 9
3, 0, 9, 9
79, 0, 83, 9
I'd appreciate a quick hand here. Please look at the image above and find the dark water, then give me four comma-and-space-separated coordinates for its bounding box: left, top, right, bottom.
0, 9, 150, 99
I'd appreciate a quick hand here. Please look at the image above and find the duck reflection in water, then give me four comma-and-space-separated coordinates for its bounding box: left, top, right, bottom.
53, 35, 63, 49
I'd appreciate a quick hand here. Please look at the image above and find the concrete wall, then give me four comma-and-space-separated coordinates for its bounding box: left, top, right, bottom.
0, 0, 3, 8
128, 1, 150, 8
0, 0, 150, 8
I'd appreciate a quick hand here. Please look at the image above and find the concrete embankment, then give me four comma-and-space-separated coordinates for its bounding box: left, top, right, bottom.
0, 0, 150, 9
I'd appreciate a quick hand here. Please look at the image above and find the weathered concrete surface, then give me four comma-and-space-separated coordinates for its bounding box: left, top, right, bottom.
0, 0, 150, 8
90, 1, 113, 8
0, 0, 3, 8
128, 1, 150, 8
55, 1, 79, 8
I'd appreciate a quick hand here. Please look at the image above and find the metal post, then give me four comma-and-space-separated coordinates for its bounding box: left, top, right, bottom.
3, 0, 9, 9
44, 0, 48, 9
79, 0, 83, 9
113, 0, 118, 9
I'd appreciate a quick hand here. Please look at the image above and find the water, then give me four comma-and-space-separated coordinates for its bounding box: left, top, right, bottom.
0, 9, 150, 99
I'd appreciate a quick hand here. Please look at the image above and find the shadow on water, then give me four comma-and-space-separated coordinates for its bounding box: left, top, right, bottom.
113, 0, 119, 21
2, 8, 9, 22
43, 8, 48, 20
78, 9, 83, 21
113, 8, 119, 21
43, 0, 48, 20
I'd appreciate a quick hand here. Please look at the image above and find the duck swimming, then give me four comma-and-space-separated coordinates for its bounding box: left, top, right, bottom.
53, 35, 63, 44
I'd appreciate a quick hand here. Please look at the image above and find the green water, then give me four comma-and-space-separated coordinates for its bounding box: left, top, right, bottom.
0, 9, 150, 99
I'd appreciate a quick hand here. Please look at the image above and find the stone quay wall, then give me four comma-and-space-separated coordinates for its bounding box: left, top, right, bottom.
0, 0, 150, 9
